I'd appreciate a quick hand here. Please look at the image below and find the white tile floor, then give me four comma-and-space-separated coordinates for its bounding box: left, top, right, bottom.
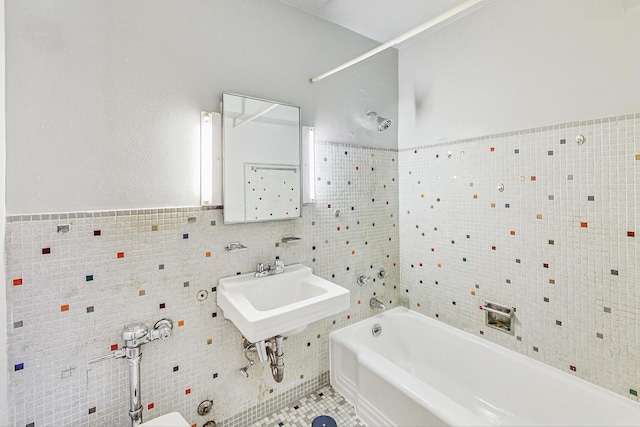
252, 385, 365, 427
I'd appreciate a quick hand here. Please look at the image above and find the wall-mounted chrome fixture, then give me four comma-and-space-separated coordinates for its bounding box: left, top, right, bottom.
357, 275, 371, 286
365, 110, 393, 134
483, 301, 515, 335
282, 235, 302, 244
576, 134, 586, 145
226, 241, 247, 252
378, 268, 388, 279
370, 297, 386, 310
89, 319, 174, 427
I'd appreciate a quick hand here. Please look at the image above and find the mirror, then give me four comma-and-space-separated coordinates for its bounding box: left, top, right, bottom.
222, 93, 301, 224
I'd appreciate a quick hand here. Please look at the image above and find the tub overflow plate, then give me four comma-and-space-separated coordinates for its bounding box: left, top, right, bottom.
372, 323, 382, 337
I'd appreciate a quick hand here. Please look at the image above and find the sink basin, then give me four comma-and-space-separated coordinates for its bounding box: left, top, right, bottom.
218, 264, 350, 342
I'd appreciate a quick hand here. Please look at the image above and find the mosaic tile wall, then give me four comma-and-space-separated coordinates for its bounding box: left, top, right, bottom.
5, 142, 401, 427
399, 113, 640, 400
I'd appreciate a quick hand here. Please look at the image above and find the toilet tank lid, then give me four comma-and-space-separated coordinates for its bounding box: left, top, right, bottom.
138, 412, 190, 427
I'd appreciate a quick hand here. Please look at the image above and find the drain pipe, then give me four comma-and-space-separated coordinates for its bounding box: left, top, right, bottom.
268, 335, 285, 382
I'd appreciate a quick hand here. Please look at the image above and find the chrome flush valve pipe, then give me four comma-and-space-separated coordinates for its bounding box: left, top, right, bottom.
90, 319, 173, 427
121, 319, 173, 427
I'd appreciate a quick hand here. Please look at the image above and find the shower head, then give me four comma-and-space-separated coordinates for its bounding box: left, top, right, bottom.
365, 110, 393, 134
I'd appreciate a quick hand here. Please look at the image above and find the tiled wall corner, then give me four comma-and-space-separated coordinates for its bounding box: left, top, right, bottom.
5, 143, 401, 426
399, 112, 640, 401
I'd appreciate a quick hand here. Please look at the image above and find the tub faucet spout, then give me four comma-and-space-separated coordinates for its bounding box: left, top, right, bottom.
370, 297, 386, 310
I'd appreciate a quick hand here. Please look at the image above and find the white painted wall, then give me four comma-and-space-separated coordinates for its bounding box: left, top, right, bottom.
0, 0, 8, 423
5, 0, 398, 215
398, 0, 640, 148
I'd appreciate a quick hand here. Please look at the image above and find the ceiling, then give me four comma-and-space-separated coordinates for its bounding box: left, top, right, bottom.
278, 0, 480, 44
280, 0, 640, 46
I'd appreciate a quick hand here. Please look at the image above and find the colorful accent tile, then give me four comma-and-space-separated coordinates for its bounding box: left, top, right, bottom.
185, 388, 191, 395
148, 403, 154, 410
178, 320, 184, 327
13, 278, 22, 286
94, 230, 101, 236
581, 222, 588, 228
628, 231, 635, 237
139, 290, 145, 296
42, 247, 51, 255
151, 225, 158, 231
15, 363, 24, 371
110, 344, 118, 351
205, 252, 211, 257
117, 252, 125, 258
86, 275, 93, 282
60, 304, 70, 312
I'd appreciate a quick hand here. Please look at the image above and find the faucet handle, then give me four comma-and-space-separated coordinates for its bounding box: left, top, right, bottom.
357, 275, 371, 286
256, 263, 265, 273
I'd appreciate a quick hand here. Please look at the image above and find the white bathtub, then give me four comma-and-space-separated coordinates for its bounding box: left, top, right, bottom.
330, 307, 640, 426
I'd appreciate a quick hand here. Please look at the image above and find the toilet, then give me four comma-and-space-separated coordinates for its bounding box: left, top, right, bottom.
138, 412, 190, 427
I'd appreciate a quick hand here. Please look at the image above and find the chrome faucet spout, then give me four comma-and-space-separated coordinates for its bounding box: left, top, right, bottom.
254, 260, 285, 277
370, 297, 386, 310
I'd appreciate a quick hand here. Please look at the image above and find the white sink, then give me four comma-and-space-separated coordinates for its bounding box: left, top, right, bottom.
218, 264, 350, 342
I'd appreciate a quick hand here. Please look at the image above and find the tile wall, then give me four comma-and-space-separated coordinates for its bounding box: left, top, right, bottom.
399, 113, 640, 399
5, 142, 401, 427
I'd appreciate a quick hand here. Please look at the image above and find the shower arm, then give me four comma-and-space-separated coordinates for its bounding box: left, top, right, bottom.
309, 0, 488, 84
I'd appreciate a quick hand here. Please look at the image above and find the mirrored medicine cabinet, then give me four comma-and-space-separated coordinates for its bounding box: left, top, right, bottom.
222, 93, 301, 224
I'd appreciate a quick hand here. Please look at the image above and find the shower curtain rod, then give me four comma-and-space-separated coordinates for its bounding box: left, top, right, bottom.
309, 0, 486, 84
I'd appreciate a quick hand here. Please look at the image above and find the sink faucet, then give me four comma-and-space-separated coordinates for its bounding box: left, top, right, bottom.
255, 259, 285, 277
370, 297, 386, 310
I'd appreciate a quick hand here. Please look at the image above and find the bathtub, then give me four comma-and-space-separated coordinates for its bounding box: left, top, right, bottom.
330, 307, 640, 426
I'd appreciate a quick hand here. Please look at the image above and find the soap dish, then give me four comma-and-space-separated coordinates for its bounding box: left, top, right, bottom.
282, 234, 302, 244
226, 241, 248, 252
